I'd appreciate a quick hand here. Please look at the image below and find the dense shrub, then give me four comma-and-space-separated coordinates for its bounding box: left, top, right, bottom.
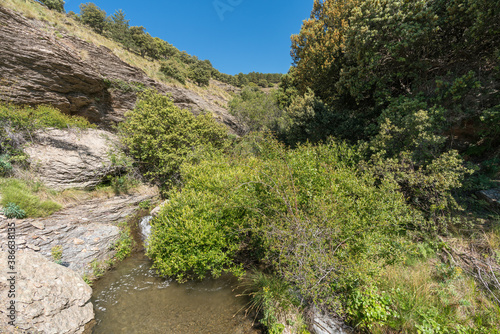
188, 61, 212, 86
119, 90, 228, 190
0, 104, 95, 131
38, 0, 65, 12
228, 86, 282, 135
160, 59, 187, 84
148, 137, 417, 306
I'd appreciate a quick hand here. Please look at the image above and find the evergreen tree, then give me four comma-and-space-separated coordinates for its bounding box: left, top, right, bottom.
108, 9, 133, 49
79, 2, 107, 34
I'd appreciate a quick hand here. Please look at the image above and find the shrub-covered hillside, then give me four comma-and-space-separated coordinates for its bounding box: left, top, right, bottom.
132, 0, 500, 333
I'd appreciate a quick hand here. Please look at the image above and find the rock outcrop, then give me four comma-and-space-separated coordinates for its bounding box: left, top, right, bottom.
25, 128, 121, 190
478, 188, 500, 209
308, 307, 351, 334
0, 191, 156, 275
0, 250, 94, 334
0, 6, 242, 134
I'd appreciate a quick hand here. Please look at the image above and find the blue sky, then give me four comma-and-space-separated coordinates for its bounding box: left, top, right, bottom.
64, 0, 313, 75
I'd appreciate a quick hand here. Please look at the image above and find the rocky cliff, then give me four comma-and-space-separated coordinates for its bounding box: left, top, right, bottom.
0, 6, 241, 134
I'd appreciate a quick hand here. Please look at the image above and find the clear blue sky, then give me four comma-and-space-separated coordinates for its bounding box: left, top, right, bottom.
64, 0, 313, 75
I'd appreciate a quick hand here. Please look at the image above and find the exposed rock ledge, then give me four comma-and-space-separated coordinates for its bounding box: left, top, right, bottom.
0, 191, 156, 276
0, 6, 242, 135
0, 250, 94, 334
25, 128, 121, 190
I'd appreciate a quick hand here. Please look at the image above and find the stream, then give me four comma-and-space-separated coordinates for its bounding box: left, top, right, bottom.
91, 216, 260, 333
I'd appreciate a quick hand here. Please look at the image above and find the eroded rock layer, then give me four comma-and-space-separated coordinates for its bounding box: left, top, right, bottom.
0, 6, 241, 134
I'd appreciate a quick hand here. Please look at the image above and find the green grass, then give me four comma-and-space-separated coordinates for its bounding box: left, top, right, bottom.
0, 103, 95, 130
0, 178, 62, 217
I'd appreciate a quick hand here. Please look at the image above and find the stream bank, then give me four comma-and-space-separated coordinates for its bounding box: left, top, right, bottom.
90, 214, 261, 333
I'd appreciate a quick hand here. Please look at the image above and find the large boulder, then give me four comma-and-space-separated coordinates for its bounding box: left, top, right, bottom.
25, 128, 120, 190
0, 191, 156, 275
0, 250, 94, 334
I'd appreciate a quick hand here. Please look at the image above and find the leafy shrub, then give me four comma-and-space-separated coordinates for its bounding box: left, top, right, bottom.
148, 136, 416, 309
228, 86, 282, 135
188, 61, 212, 86
367, 151, 472, 232
0, 104, 95, 131
160, 59, 187, 84
2, 202, 27, 219
120, 89, 228, 190
345, 285, 394, 331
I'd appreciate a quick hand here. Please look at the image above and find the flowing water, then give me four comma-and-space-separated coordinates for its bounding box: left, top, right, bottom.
91, 216, 260, 334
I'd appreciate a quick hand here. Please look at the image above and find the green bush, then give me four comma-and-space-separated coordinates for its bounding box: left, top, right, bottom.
2, 202, 27, 219
148, 136, 416, 307
0, 104, 95, 131
38, 0, 65, 12
228, 86, 282, 135
160, 59, 187, 84
120, 89, 228, 191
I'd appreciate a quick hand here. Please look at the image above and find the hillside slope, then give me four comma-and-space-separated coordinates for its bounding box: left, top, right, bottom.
0, 4, 242, 134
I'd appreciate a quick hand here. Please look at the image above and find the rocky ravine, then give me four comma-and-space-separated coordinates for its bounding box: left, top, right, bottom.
0, 192, 156, 276
0, 6, 242, 134
0, 126, 158, 333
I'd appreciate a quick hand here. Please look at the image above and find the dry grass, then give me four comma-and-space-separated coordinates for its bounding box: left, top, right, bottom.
378, 256, 500, 333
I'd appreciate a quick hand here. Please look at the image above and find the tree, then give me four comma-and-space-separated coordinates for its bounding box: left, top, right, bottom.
79, 2, 107, 34
236, 73, 249, 87
129, 26, 149, 57
107, 9, 133, 49
119, 90, 228, 189
39, 0, 65, 12
189, 61, 212, 86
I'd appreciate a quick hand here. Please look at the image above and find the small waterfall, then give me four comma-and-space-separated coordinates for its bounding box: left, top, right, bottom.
139, 215, 153, 245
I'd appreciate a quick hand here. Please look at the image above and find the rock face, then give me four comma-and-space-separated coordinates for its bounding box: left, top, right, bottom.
0, 250, 94, 334
0, 191, 156, 275
25, 128, 120, 190
478, 188, 500, 209
0, 6, 242, 134
308, 307, 351, 334
25, 129, 119, 190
